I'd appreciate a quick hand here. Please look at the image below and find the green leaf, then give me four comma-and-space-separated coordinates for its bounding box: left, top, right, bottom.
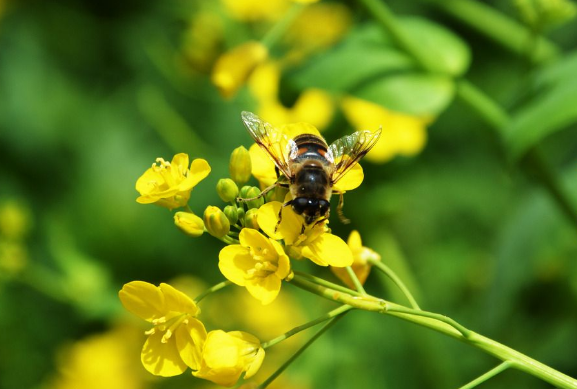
401, 17, 471, 77
505, 76, 577, 159
352, 73, 455, 116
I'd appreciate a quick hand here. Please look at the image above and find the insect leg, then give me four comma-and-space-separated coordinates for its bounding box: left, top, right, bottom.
237, 182, 278, 203
274, 200, 292, 233
335, 191, 351, 224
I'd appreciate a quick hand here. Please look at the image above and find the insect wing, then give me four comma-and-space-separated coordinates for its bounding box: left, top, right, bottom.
327, 129, 382, 184
241, 111, 296, 179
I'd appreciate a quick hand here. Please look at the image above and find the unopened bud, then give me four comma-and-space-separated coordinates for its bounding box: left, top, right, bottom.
229, 146, 252, 185
244, 187, 264, 209
217, 178, 239, 203
223, 205, 239, 225
244, 208, 259, 230
237, 207, 246, 224
174, 212, 204, 238
203, 206, 230, 238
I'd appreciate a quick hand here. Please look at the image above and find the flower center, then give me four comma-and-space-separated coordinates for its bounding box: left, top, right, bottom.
145, 313, 189, 343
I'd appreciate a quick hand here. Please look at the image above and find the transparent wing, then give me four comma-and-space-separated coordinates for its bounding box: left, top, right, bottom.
241, 111, 296, 179
327, 128, 382, 184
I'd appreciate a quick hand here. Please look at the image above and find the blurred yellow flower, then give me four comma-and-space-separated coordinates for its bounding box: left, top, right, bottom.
135, 153, 211, 210
284, 2, 352, 61
193, 330, 265, 387
341, 96, 431, 163
248, 61, 334, 131
219, 228, 291, 305
49, 324, 145, 389
181, 10, 224, 73
258, 201, 353, 267
0, 200, 32, 241
211, 41, 269, 99
221, 0, 290, 22
119, 281, 207, 377
331, 230, 381, 289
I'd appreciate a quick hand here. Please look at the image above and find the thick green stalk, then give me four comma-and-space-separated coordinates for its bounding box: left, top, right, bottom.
345, 266, 367, 294
290, 274, 577, 389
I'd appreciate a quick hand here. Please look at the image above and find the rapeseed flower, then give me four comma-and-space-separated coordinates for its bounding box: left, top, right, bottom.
219, 228, 291, 305
193, 330, 265, 387
258, 201, 353, 267
136, 153, 210, 210
331, 230, 380, 288
119, 281, 207, 377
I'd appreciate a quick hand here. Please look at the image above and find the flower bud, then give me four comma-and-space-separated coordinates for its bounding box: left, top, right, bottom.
238, 185, 253, 199
217, 178, 239, 203
237, 207, 246, 225
174, 211, 205, 237
224, 205, 239, 225
229, 146, 252, 185
244, 208, 259, 230
204, 206, 231, 238
244, 187, 265, 209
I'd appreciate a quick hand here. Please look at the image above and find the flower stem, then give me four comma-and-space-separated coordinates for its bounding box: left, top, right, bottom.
458, 361, 512, 389
261, 304, 352, 349
368, 257, 420, 310
293, 270, 363, 297
194, 280, 232, 303
257, 309, 349, 389
290, 274, 577, 388
345, 266, 367, 294
260, 3, 305, 50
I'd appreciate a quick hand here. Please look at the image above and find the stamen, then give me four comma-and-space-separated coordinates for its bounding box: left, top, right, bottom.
161, 329, 173, 343
152, 317, 167, 325
144, 328, 156, 336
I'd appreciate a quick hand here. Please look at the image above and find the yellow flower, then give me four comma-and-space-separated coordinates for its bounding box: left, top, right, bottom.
258, 201, 353, 267
118, 281, 207, 377
247, 121, 364, 191
193, 330, 265, 387
219, 228, 291, 305
221, 0, 290, 22
248, 61, 334, 131
135, 153, 211, 210
331, 230, 381, 289
341, 96, 431, 163
174, 211, 205, 238
211, 41, 268, 99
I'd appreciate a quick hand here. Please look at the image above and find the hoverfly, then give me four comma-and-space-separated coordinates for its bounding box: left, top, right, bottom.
241, 111, 381, 227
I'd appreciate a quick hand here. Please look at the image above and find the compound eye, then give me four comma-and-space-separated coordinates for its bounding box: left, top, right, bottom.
318, 200, 330, 216
291, 197, 309, 214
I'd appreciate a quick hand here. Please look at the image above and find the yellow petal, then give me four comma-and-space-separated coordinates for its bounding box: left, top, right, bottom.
218, 245, 252, 286
249, 143, 278, 188
332, 162, 363, 192
291, 88, 334, 131
270, 239, 291, 279
188, 158, 212, 186
347, 230, 362, 251
119, 281, 166, 322
175, 318, 207, 371
245, 347, 265, 379
246, 276, 282, 305
141, 330, 188, 377
159, 283, 199, 316
280, 122, 321, 139
171, 153, 190, 171
301, 233, 353, 267
257, 202, 303, 244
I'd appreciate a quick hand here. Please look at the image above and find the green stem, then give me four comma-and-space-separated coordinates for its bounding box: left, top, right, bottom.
430, 0, 559, 64
260, 3, 305, 50
290, 274, 577, 389
387, 305, 471, 338
456, 80, 509, 131
345, 266, 366, 294
293, 270, 363, 297
261, 304, 352, 349
257, 310, 349, 389
368, 257, 421, 310
194, 280, 232, 303
458, 361, 512, 389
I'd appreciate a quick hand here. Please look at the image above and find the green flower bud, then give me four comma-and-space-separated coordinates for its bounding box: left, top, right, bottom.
238, 185, 253, 199
229, 146, 252, 185
203, 206, 230, 238
244, 208, 259, 230
216, 178, 239, 203
174, 211, 204, 237
223, 205, 239, 225
245, 187, 264, 209
236, 206, 245, 225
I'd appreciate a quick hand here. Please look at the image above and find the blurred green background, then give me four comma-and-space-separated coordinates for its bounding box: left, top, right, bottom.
1, 0, 577, 388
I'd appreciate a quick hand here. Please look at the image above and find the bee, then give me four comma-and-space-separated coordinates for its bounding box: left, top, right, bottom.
241, 111, 382, 227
